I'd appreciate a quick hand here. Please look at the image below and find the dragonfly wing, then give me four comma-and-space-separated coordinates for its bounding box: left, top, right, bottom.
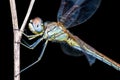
57, 0, 101, 28
60, 42, 83, 57
60, 42, 96, 65
84, 53, 96, 66
57, 0, 76, 22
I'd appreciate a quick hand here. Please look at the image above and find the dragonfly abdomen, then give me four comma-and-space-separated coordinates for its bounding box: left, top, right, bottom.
72, 36, 120, 71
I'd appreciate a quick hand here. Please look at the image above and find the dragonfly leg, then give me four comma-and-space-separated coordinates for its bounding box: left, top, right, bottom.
21, 37, 43, 49
23, 32, 42, 40
15, 40, 48, 76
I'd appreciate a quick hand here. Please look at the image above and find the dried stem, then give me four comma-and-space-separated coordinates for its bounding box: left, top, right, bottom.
9, 0, 35, 80
9, 0, 20, 80
20, 0, 35, 31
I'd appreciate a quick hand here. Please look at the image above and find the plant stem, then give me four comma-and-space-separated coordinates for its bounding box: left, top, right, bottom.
9, 0, 20, 80
20, 0, 35, 31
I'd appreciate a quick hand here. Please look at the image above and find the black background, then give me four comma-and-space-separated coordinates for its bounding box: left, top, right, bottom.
0, 0, 120, 80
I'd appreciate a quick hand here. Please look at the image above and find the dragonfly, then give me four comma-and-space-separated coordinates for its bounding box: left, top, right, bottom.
20, 0, 120, 74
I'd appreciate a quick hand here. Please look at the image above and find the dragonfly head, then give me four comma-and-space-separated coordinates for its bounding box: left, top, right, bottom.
28, 17, 44, 35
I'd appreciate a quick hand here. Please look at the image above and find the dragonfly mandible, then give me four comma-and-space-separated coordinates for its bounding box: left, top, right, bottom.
21, 0, 120, 74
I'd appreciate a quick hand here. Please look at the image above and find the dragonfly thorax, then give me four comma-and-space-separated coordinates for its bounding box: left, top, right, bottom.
43, 22, 69, 42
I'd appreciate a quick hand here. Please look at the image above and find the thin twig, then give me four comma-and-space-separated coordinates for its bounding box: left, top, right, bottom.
9, 0, 20, 80
20, 0, 35, 32
9, 0, 18, 28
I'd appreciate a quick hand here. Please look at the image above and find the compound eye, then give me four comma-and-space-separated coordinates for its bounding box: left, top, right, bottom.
28, 17, 44, 34
33, 21, 43, 32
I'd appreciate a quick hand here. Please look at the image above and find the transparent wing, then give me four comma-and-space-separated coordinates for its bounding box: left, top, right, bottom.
57, 0, 101, 28
60, 42, 83, 57
60, 42, 96, 65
